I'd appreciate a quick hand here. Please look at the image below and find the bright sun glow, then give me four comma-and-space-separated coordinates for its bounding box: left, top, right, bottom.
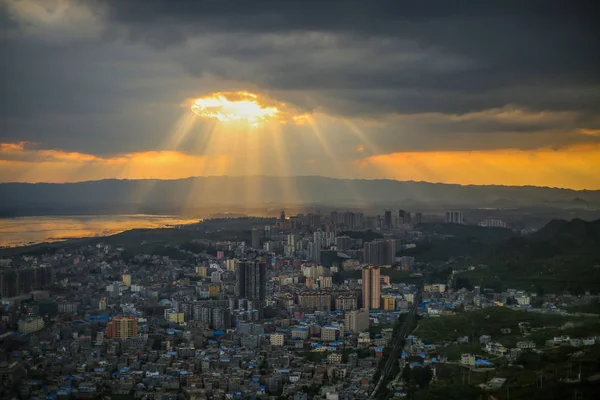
191, 91, 279, 126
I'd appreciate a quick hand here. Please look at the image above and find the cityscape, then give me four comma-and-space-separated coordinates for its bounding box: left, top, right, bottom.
1, 1, 600, 399
1, 207, 600, 399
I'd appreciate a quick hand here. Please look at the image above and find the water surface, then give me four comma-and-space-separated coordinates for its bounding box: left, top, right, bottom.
0, 214, 199, 248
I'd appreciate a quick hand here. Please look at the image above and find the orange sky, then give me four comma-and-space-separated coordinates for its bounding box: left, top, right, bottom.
356, 143, 600, 190
1, 141, 599, 190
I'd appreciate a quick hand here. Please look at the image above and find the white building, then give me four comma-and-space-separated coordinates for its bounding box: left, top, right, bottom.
318, 276, 333, 289
321, 325, 344, 341
515, 295, 531, 306
270, 333, 284, 346
460, 353, 476, 367
344, 309, 369, 333
291, 327, 309, 339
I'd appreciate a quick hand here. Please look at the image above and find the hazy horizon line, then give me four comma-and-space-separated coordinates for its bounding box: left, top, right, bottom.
1, 174, 598, 192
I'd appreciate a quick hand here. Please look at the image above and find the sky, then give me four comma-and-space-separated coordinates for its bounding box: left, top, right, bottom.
1, 0, 599, 189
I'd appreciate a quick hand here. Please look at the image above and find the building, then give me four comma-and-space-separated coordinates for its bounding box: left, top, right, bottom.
445, 211, 465, 224
167, 311, 185, 323
398, 209, 406, 226
208, 284, 220, 298
318, 276, 333, 289
18, 317, 45, 333
224, 259, 236, 272
424, 284, 446, 293
270, 333, 285, 346
297, 292, 331, 312
321, 325, 344, 341
515, 294, 531, 306
345, 308, 369, 333
99, 298, 107, 311
460, 353, 476, 367
291, 327, 309, 339
107, 316, 138, 339
414, 212, 423, 225
335, 235, 351, 252
478, 218, 507, 228
517, 341, 536, 349
363, 240, 396, 265
328, 353, 343, 363
237, 260, 267, 318
382, 295, 396, 310
122, 273, 131, 287
0, 362, 26, 389
0, 265, 53, 298
211, 271, 222, 283
362, 266, 381, 310
251, 228, 262, 249
335, 294, 358, 311
384, 210, 392, 228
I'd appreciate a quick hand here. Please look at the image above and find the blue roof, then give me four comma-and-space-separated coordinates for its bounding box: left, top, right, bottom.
213, 330, 225, 335
476, 359, 494, 366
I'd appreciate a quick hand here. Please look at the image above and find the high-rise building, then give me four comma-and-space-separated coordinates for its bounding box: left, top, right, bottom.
122, 273, 131, 287
107, 316, 138, 339
0, 266, 53, 298
335, 235, 351, 252
335, 294, 358, 311
362, 266, 381, 310
384, 210, 392, 229
236, 260, 267, 318
287, 234, 296, 252
364, 240, 396, 265
445, 211, 465, 224
414, 212, 423, 225
251, 228, 262, 249
345, 308, 370, 333
363, 240, 385, 265
398, 209, 406, 225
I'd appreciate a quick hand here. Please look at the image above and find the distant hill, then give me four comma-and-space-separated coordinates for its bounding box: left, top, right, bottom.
1, 176, 599, 216
460, 218, 600, 294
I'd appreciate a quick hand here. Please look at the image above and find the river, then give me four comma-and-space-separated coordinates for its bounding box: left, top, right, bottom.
0, 214, 200, 248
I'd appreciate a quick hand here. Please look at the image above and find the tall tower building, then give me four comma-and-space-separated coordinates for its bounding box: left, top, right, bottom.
251, 228, 262, 249
398, 209, 406, 225
236, 260, 267, 318
362, 266, 381, 310
445, 211, 465, 225
384, 210, 392, 229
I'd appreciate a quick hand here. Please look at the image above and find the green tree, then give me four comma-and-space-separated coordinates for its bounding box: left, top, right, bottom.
412, 366, 433, 388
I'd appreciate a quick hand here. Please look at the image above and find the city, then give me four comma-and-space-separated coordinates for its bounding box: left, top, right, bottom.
1, 1, 599, 399
1, 209, 599, 399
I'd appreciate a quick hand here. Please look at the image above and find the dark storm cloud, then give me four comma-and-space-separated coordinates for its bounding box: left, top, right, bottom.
97, 0, 600, 116
1, 0, 599, 158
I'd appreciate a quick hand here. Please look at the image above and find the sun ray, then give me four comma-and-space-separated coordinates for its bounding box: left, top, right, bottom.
306, 116, 366, 207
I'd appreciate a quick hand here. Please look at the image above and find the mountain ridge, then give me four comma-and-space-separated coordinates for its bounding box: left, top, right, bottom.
1, 176, 599, 217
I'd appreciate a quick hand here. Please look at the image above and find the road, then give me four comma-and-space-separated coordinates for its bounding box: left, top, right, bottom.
369, 282, 423, 398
